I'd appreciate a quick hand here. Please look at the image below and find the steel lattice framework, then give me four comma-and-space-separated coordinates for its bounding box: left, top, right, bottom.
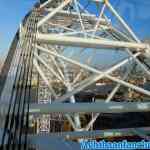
0, 0, 150, 149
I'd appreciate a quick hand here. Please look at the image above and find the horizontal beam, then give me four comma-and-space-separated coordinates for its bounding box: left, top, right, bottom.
27, 126, 150, 150
37, 33, 148, 50
29, 127, 150, 139
29, 101, 150, 114
1, 101, 150, 115
1, 127, 150, 146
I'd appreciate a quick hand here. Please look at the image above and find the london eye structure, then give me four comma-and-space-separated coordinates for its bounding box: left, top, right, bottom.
0, 0, 150, 149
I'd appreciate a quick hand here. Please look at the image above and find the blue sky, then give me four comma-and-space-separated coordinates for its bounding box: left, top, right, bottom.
0, 0, 150, 58
0, 0, 36, 57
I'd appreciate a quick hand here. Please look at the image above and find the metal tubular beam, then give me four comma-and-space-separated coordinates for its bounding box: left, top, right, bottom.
46, 46, 65, 80
126, 49, 150, 76
74, 0, 87, 37
0, 101, 150, 115
106, 1, 140, 42
28, 101, 150, 114
40, 0, 53, 8
92, 3, 106, 37
37, 33, 148, 50
28, 127, 150, 139
38, 0, 71, 27
34, 53, 65, 83
61, 61, 81, 129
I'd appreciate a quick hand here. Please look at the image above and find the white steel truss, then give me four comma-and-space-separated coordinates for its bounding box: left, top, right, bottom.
19, 0, 150, 142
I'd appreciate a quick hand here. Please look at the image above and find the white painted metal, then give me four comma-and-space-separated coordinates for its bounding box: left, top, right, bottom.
18, 0, 150, 139
38, 0, 72, 27
37, 33, 148, 50
40, 0, 54, 8
36, 45, 150, 98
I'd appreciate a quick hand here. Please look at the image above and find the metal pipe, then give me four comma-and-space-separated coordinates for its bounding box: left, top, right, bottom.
28, 127, 150, 139
0, 101, 150, 115
28, 102, 150, 114
37, 33, 148, 50
40, 0, 53, 8
106, 1, 140, 42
